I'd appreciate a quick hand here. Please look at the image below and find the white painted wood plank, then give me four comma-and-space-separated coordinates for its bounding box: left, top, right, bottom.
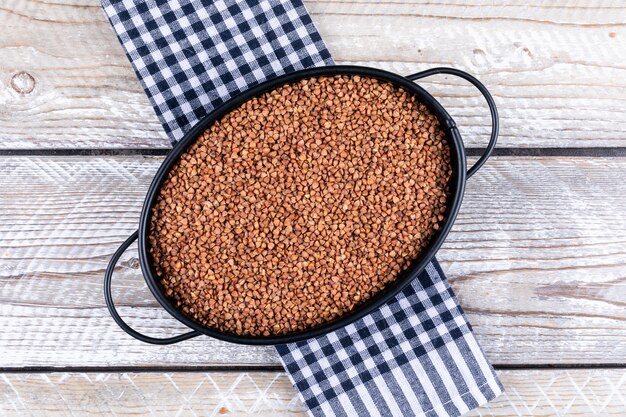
0, 370, 624, 416
1, 0, 625, 148
0, 156, 624, 366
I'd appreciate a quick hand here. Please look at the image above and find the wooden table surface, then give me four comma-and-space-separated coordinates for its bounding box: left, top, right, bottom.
1, 0, 625, 415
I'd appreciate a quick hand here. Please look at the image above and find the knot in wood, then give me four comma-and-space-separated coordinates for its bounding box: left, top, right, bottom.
10, 71, 36, 94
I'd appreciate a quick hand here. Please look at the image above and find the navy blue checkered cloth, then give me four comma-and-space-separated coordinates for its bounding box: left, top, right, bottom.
277, 260, 502, 416
103, 0, 331, 142
101, 1, 503, 415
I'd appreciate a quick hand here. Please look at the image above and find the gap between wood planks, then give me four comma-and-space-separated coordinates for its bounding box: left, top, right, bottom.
0, 364, 625, 374
1, 147, 626, 157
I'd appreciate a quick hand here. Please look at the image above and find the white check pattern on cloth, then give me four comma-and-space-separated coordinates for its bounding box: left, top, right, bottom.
101, 1, 503, 415
101, 0, 332, 142
277, 260, 503, 417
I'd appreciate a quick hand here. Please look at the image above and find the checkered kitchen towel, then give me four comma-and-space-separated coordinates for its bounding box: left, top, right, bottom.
277, 260, 503, 417
103, 0, 331, 142
101, 1, 503, 416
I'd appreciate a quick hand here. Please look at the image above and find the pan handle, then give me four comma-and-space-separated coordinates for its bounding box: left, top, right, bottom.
406, 67, 499, 178
104, 230, 202, 345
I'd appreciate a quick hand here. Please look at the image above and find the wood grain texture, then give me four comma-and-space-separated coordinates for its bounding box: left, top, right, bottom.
0, 370, 624, 416
1, 0, 625, 149
0, 155, 624, 367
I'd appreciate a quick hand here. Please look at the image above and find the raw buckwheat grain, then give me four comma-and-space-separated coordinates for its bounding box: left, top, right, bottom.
149, 75, 452, 336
